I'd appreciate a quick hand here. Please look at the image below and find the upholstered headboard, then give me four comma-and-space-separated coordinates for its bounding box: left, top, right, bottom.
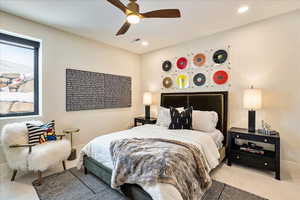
161, 92, 228, 145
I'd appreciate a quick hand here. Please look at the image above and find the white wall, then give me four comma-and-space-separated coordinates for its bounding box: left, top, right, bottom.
141, 10, 300, 164
0, 12, 142, 176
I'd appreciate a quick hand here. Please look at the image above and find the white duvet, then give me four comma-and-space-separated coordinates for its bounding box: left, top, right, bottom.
78, 125, 222, 200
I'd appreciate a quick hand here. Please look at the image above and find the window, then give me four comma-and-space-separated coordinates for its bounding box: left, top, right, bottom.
0, 32, 40, 118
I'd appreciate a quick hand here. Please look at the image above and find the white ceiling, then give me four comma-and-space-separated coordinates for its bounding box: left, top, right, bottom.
1, 0, 300, 54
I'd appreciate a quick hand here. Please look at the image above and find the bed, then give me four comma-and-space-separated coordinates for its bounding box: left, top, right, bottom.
79, 92, 228, 200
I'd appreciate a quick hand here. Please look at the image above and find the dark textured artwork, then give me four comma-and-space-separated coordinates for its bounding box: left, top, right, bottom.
66, 69, 131, 111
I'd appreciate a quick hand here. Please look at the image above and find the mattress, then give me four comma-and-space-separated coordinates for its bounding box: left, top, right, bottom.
78, 125, 223, 200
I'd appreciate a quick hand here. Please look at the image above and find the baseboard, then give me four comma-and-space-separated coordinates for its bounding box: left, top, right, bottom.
282, 159, 300, 168
0, 162, 11, 180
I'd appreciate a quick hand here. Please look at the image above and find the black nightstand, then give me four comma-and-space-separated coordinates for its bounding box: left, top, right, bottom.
134, 117, 157, 127
227, 127, 280, 180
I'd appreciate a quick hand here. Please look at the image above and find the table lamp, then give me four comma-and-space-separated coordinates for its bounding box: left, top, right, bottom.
243, 86, 262, 132
143, 92, 152, 119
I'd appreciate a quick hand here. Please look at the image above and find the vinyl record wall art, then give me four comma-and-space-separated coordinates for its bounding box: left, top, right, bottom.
213, 49, 228, 64
193, 73, 206, 86
213, 70, 229, 85
176, 74, 189, 89
162, 60, 172, 72
161, 45, 231, 91
176, 57, 188, 70
162, 77, 173, 88
193, 53, 206, 67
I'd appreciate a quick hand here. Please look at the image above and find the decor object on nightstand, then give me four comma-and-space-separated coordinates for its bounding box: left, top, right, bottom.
134, 117, 157, 127
227, 127, 280, 180
243, 86, 262, 132
143, 92, 152, 119
63, 128, 80, 161
1, 121, 71, 185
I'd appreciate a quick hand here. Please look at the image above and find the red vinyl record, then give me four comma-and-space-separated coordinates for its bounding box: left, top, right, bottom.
176, 57, 188, 70
213, 70, 228, 85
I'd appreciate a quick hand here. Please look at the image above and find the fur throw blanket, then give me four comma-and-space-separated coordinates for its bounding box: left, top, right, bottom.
110, 138, 212, 200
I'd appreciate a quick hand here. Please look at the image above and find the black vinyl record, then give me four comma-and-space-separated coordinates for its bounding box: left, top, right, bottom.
193, 73, 206, 86
213, 50, 228, 64
162, 60, 172, 72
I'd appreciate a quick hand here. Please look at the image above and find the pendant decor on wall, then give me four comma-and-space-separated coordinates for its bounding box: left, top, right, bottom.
213, 49, 228, 64
160, 45, 231, 91
176, 57, 188, 70
213, 70, 229, 85
193, 73, 206, 86
162, 60, 172, 72
66, 69, 131, 111
162, 77, 173, 88
176, 74, 189, 89
193, 53, 206, 67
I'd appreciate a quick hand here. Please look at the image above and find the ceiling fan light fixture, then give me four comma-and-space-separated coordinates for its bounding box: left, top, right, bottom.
127, 14, 140, 24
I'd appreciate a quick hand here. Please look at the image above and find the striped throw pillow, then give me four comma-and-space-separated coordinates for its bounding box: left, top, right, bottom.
26, 120, 56, 145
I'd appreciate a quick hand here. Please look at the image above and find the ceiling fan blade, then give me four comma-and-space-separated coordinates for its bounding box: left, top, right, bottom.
116, 22, 131, 36
141, 9, 181, 18
106, 0, 128, 13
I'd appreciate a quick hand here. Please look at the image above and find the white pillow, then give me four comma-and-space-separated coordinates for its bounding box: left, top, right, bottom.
156, 107, 184, 127
192, 110, 218, 132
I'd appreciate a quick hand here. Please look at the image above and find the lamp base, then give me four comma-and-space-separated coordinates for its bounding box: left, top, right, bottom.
145, 105, 150, 120
248, 110, 256, 132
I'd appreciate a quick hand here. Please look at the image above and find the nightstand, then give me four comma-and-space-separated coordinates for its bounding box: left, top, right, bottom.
227, 127, 280, 180
134, 117, 157, 127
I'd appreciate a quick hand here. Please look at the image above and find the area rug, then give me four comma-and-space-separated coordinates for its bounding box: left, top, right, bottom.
33, 168, 267, 200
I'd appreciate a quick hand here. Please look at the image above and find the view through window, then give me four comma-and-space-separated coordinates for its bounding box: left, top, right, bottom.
0, 33, 40, 117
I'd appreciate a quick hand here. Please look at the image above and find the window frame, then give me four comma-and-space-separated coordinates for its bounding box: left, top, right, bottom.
0, 32, 40, 118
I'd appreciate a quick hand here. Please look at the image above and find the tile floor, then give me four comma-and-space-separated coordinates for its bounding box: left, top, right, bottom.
1, 145, 299, 200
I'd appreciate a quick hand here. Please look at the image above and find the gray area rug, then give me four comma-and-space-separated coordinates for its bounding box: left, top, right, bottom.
33, 168, 267, 200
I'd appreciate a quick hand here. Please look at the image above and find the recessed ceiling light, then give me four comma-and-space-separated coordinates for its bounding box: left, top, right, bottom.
141, 41, 149, 46
238, 6, 249, 14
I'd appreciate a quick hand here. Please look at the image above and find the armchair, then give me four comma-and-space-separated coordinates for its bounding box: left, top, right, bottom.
1, 121, 71, 185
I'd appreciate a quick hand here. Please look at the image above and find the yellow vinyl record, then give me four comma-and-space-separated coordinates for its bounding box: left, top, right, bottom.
176, 74, 189, 89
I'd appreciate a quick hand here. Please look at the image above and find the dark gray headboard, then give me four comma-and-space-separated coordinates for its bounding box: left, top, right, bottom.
161, 92, 228, 145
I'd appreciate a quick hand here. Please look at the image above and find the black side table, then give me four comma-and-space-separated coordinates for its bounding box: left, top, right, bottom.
134, 117, 157, 127
227, 127, 280, 180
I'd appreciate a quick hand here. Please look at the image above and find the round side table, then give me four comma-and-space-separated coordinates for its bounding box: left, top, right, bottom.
63, 128, 80, 161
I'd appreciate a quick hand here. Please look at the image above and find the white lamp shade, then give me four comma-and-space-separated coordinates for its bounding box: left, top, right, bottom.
143, 92, 152, 105
243, 88, 262, 110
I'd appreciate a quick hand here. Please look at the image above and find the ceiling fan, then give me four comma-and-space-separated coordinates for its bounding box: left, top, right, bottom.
106, 0, 181, 36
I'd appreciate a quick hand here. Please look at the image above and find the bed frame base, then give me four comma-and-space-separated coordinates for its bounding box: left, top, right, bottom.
83, 155, 152, 200
83, 147, 226, 200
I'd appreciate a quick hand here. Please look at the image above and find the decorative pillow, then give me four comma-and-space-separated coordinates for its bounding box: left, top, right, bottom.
169, 107, 193, 130
192, 110, 218, 132
156, 107, 185, 127
26, 120, 56, 145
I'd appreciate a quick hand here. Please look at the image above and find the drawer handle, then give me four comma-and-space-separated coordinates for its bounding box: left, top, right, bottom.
236, 155, 240, 159
264, 139, 268, 142
236, 135, 240, 138
264, 162, 268, 166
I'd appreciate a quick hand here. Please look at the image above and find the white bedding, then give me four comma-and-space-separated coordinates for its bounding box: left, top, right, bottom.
78, 125, 222, 200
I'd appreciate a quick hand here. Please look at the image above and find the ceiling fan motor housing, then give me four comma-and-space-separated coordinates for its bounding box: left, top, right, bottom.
127, 1, 139, 14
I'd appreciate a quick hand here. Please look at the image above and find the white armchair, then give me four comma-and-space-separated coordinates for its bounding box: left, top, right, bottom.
1, 121, 71, 185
